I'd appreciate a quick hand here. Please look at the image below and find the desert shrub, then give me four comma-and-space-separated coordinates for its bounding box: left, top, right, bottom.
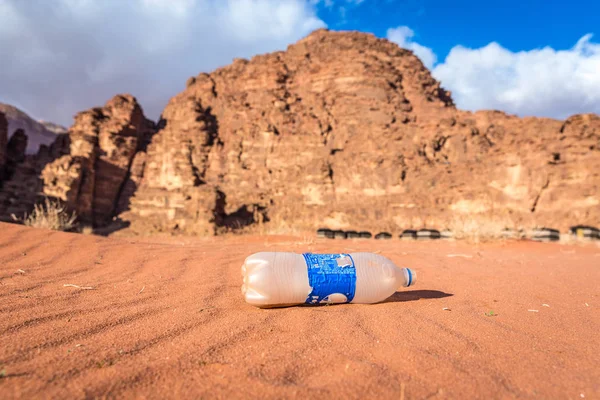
12, 198, 77, 231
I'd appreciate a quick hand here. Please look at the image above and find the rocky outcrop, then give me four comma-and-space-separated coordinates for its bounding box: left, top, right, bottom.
0, 111, 6, 182
40, 95, 155, 225
0, 103, 63, 154
2, 30, 598, 235
0, 95, 155, 226
6, 129, 28, 166
122, 29, 599, 235
0, 132, 71, 221
0, 128, 29, 183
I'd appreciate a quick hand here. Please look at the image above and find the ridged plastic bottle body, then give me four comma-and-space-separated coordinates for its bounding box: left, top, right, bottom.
242, 252, 415, 308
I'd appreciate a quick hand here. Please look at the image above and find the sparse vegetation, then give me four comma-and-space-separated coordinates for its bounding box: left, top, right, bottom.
80, 225, 94, 235
12, 198, 77, 232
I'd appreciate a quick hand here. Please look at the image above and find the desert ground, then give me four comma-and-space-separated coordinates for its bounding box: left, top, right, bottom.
0, 222, 598, 399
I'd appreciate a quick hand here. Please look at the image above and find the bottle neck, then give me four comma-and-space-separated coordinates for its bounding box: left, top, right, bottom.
399, 267, 416, 287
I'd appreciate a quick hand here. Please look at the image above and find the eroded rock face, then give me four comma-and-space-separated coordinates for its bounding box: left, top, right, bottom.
0, 95, 155, 226
0, 132, 70, 221
7, 129, 28, 166
0, 112, 7, 182
123, 29, 599, 235
40, 95, 155, 225
0, 128, 29, 184
2, 30, 598, 234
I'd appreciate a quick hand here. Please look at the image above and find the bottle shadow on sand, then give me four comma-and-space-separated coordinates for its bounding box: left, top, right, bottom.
383, 290, 453, 303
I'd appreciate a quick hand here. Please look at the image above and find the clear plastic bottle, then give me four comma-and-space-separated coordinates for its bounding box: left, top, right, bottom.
241, 252, 416, 308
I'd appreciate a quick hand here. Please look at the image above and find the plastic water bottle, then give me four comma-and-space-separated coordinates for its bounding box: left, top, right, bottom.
241, 252, 416, 308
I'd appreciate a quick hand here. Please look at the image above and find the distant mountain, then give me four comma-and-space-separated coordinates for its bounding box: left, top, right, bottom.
0, 103, 66, 154
39, 120, 68, 135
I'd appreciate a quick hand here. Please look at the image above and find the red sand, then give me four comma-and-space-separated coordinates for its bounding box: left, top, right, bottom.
0, 222, 599, 399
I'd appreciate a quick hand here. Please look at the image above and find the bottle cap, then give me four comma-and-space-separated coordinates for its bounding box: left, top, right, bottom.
404, 268, 416, 287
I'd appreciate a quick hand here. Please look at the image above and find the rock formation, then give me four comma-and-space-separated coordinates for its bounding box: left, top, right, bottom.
0, 132, 71, 222
0, 103, 64, 154
1, 128, 28, 180
121, 29, 599, 235
0, 111, 7, 182
1, 29, 598, 235
6, 129, 28, 165
0, 95, 155, 226
40, 95, 155, 225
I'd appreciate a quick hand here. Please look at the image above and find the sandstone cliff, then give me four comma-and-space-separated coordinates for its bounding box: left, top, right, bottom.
1, 29, 598, 235
40, 95, 155, 225
121, 29, 599, 235
0, 95, 155, 226
0, 130, 70, 220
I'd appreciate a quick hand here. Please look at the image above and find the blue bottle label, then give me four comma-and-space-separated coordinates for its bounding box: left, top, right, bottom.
303, 253, 357, 304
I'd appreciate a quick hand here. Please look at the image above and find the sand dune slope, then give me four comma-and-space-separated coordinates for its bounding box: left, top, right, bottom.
0, 223, 598, 399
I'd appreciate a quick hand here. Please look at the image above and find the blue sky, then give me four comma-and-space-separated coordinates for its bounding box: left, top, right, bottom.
318, 0, 598, 60
1, 0, 599, 127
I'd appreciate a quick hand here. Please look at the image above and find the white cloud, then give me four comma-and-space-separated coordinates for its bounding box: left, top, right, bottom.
310, 0, 364, 6
0, 0, 325, 125
386, 26, 437, 70
433, 35, 600, 119
387, 26, 600, 119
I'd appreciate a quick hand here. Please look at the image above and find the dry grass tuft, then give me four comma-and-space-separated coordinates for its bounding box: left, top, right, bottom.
80, 225, 94, 235
63, 283, 95, 290
12, 198, 77, 232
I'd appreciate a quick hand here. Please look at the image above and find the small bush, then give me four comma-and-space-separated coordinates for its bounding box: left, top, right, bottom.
13, 198, 77, 232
